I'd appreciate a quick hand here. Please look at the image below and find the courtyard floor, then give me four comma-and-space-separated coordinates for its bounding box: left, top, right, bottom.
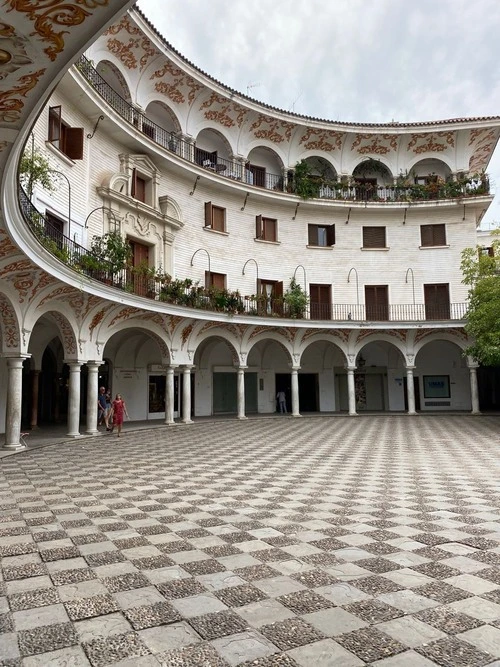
1, 415, 500, 666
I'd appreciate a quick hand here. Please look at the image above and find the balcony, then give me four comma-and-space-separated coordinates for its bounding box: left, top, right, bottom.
20, 188, 467, 323
75, 57, 490, 205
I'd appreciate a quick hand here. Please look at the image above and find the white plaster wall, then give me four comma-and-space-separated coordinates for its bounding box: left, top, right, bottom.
416, 341, 471, 411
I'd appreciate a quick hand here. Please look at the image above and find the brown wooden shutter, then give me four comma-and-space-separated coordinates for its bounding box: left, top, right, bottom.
326, 224, 336, 246
65, 127, 84, 160
434, 224, 446, 245
363, 226, 386, 248
274, 281, 283, 298
204, 201, 212, 227
420, 225, 433, 247
212, 206, 225, 232
424, 283, 450, 319
308, 225, 317, 245
48, 106, 61, 143
256, 215, 262, 239
273, 281, 284, 315
365, 285, 388, 320
131, 168, 137, 198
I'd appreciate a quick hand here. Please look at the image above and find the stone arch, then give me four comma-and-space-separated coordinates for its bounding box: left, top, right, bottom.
194, 126, 236, 164
95, 58, 132, 102
352, 157, 394, 182
298, 333, 349, 366
193, 334, 240, 369
352, 332, 407, 361
245, 145, 285, 189
406, 156, 453, 178
144, 99, 182, 136
413, 331, 468, 357
26, 309, 79, 360
101, 322, 171, 365
294, 154, 339, 180
0, 292, 22, 353
247, 332, 293, 365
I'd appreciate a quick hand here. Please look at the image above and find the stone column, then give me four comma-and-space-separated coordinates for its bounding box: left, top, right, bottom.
405, 366, 417, 415
291, 368, 301, 417
347, 366, 357, 416
30, 369, 40, 430
165, 365, 177, 425
3, 357, 27, 450
66, 361, 83, 437
182, 365, 193, 424
468, 364, 481, 414
85, 361, 101, 435
237, 367, 247, 420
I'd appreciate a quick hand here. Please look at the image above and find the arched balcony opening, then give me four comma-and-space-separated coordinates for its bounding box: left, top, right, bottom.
194, 128, 234, 175
95, 60, 131, 102
352, 159, 393, 201
144, 101, 181, 150
246, 146, 284, 190
411, 158, 452, 184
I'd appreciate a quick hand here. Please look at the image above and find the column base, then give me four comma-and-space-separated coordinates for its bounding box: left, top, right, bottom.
292, 413, 302, 418
471, 410, 482, 415
2, 442, 26, 451
67, 432, 82, 438
181, 419, 193, 424
348, 412, 358, 416
407, 411, 418, 416
165, 420, 177, 426
85, 430, 99, 436
237, 415, 248, 420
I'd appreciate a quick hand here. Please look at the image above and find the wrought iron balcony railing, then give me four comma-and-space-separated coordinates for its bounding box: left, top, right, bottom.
19, 186, 467, 323
75, 56, 489, 203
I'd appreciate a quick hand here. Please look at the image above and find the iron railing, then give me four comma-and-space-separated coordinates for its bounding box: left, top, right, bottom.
75, 56, 489, 203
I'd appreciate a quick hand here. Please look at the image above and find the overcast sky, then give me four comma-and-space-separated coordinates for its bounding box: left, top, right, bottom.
138, 0, 500, 227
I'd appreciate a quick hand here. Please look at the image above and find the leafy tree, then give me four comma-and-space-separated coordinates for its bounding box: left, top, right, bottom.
19, 147, 58, 199
461, 232, 500, 365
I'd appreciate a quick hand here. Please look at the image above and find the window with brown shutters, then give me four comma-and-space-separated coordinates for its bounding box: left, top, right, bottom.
255, 215, 277, 242
362, 226, 386, 248
308, 224, 335, 246
131, 168, 147, 203
424, 283, 450, 320
204, 202, 226, 232
365, 285, 389, 320
205, 271, 226, 289
48, 106, 84, 160
310, 284, 332, 319
420, 224, 446, 247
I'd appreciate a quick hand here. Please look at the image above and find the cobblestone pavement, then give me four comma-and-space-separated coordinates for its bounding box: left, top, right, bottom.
1, 415, 500, 666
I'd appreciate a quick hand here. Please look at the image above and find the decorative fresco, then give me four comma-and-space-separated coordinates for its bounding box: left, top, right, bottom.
5, 0, 111, 62
105, 14, 159, 71
469, 128, 500, 173
0, 68, 45, 123
351, 133, 399, 155
407, 131, 455, 154
150, 58, 203, 105
250, 115, 295, 144
299, 128, 343, 152
200, 92, 247, 129
0, 293, 20, 349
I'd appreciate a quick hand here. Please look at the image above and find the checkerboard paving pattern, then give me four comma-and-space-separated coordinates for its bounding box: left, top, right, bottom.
1, 414, 500, 666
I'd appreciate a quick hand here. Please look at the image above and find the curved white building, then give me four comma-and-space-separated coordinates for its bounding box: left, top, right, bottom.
1, 5, 499, 448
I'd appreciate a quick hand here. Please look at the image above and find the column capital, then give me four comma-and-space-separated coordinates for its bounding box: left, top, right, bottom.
182, 364, 195, 370
5, 356, 29, 368
237, 365, 248, 371
467, 362, 480, 369
86, 360, 103, 369
405, 365, 416, 371
64, 360, 84, 368
166, 364, 178, 371
291, 366, 300, 372
346, 365, 357, 372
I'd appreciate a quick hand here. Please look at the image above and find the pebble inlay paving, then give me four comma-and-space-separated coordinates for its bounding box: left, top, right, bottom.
2, 415, 500, 665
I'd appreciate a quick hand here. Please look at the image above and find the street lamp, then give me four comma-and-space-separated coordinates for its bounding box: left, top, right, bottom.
293, 264, 307, 292
190, 248, 211, 281
347, 267, 359, 306
242, 258, 259, 282
84, 205, 120, 230
405, 267, 415, 305
52, 170, 71, 229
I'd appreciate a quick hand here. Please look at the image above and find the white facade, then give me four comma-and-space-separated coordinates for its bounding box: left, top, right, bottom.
1, 6, 499, 447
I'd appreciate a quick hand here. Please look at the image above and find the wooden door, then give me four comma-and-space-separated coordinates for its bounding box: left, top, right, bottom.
365, 285, 389, 321
310, 284, 332, 319
249, 164, 266, 188
424, 284, 450, 320
129, 240, 150, 296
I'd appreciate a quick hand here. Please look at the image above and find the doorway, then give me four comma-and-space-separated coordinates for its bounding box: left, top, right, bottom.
275, 373, 319, 412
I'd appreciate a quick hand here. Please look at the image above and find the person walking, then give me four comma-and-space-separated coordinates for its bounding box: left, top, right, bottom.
110, 393, 129, 437
276, 389, 287, 414
97, 387, 107, 428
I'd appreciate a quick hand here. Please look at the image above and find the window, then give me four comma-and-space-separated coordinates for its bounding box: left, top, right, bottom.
362, 226, 386, 248
310, 284, 332, 319
205, 271, 226, 289
247, 163, 266, 187
131, 168, 147, 203
480, 247, 494, 257
45, 212, 65, 250
256, 215, 277, 242
48, 106, 84, 160
365, 285, 389, 320
421, 224, 446, 247
129, 239, 151, 296
257, 279, 283, 315
308, 224, 335, 247
355, 178, 377, 201
424, 283, 450, 320
204, 202, 226, 232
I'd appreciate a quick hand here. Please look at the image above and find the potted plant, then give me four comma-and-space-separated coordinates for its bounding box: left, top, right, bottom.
89, 231, 132, 279
283, 278, 309, 319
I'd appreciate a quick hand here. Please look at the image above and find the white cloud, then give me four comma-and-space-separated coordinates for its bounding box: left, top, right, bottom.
138, 0, 500, 225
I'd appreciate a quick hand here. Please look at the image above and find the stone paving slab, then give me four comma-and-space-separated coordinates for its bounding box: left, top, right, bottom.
1, 415, 500, 665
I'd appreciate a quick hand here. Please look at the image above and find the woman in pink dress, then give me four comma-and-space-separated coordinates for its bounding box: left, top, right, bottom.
110, 393, 129, 437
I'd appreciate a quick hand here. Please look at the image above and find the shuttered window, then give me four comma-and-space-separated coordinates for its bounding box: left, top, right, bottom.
421, 224, 446, 247
205, 271, 226, 289
424, 283, 450, 320
204, 202, 226, 232
362, 226, 386, 248
131, 168, 147, 203
48, 106, 84, 160
255, 215, 277, 242
365, 285, 389, 320
310, 284, 332, 319
308, 224, 335, 246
